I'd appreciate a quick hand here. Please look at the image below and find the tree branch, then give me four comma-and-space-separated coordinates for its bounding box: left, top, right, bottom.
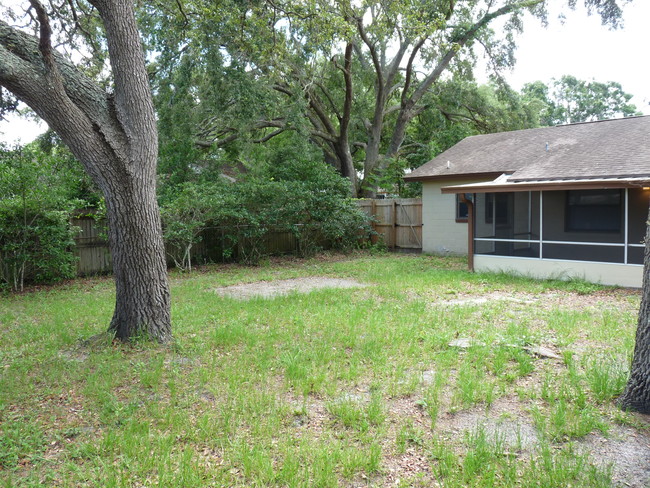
89, 0, 157, 149
28, 0, 54, 67
356, 16, 383, 88
411, 0, 543, 109
252, 128, 286, 143
339, 43, 353, 136
401, 37, 426, 105
316, 79, 341, 121
0, 18, 126, 184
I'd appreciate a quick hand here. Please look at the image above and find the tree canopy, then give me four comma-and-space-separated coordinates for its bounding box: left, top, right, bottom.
522, 75, 640, 125
137, 0, 633, 196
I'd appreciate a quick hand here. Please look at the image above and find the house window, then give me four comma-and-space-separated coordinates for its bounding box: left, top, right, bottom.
456, 194, 469, 222
565, 189, 622, 232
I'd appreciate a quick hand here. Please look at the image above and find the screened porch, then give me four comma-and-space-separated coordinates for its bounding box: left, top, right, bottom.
472, 188, 649, 266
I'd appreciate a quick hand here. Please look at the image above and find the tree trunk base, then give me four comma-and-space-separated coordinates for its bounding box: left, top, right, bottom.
618, 374, 650, 414
618, 398, 650, 415
109, 307, 172, 344
79, 331, 115, 349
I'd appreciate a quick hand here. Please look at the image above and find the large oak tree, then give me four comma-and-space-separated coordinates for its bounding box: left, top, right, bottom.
155, 0, 549, 197
150, 0, 632, 197
0, 0, 171, 342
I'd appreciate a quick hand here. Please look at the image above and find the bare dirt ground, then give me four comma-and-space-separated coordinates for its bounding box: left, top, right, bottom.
433, 397, 650, 488
213, 277, 650, 487
213, 277, 368, 299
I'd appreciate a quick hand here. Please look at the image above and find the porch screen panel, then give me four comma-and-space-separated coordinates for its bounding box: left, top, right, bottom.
543, 190, 624, 244
475, 193, 494, 239
627, 247, 644, 265
474, 191, 539, 257
474, 240, 541, 257
475, 188, 643, 266
627, 188, 649, 265
542, 244, 624, 263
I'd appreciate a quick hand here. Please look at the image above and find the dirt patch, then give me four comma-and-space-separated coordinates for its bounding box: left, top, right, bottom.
579, 424, 650, 488
435, 397, 540, 452
434, 289, 639, 314
440, 292, 534, 307
213, 277, 368, 299
430, 398, 650, 487
382, 449, 437, 486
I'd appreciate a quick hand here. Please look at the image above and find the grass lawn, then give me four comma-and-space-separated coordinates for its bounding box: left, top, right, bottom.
1, 253, 648, 487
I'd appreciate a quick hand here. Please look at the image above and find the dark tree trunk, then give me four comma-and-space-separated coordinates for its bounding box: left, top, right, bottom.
104, 179, 171, 342
334, 139, 357, 196
619, 204, 650, 413
323, 149, 342, 173
0, 0, 172, 342
361, 121, 383, 198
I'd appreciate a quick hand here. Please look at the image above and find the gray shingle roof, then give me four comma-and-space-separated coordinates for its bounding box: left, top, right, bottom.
405, 116, 650, 182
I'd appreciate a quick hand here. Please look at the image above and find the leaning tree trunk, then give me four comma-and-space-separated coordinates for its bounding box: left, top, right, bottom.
0, 0, 172, 342
618, 204, 650, 413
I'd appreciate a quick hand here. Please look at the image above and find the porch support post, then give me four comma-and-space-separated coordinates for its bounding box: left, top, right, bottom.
460, 193, 475, 272
539, 190, 544, 259
625, 188, 629, 264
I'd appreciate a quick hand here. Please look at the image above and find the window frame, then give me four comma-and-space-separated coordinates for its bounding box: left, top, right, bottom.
455, 193, 469, 222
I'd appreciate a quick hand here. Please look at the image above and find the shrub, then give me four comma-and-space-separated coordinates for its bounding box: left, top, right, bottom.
160, 182, 221, 270
159, 157, 372, 266
0, 144, 80, 291
0, 201, 77, 291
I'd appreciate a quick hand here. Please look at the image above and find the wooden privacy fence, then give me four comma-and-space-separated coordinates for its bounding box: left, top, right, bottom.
71, 213, 112, 276
70, 216, 305, 276
356, 198, 422, 250
70, 198, 422, 276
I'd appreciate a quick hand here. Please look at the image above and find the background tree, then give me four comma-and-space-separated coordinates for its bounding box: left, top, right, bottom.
146, 0, 632, 197
153, 0, 550, 197
522, 75, 640, 125
376, 78, 545, 196
0, 0, 171, 342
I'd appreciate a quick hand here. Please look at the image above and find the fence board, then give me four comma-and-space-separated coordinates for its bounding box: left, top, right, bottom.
70, 219, 304, 276
71, 214, 112, 276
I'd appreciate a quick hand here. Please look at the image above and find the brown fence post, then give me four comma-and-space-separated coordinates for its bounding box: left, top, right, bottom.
392, 200, 397, 250
371, 199, 378, 245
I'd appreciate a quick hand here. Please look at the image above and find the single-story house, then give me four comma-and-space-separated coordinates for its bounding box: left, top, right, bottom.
404, 116, 650, 287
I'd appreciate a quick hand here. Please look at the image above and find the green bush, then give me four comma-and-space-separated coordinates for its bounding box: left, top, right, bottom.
0, 201, 77, 291
0, 144, 80, 291
160, 182, 220, 270
159, 156, 372, 266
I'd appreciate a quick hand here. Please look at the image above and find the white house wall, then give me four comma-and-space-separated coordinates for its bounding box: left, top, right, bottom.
474, 255, 642, 288
422, 179, 476, 254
